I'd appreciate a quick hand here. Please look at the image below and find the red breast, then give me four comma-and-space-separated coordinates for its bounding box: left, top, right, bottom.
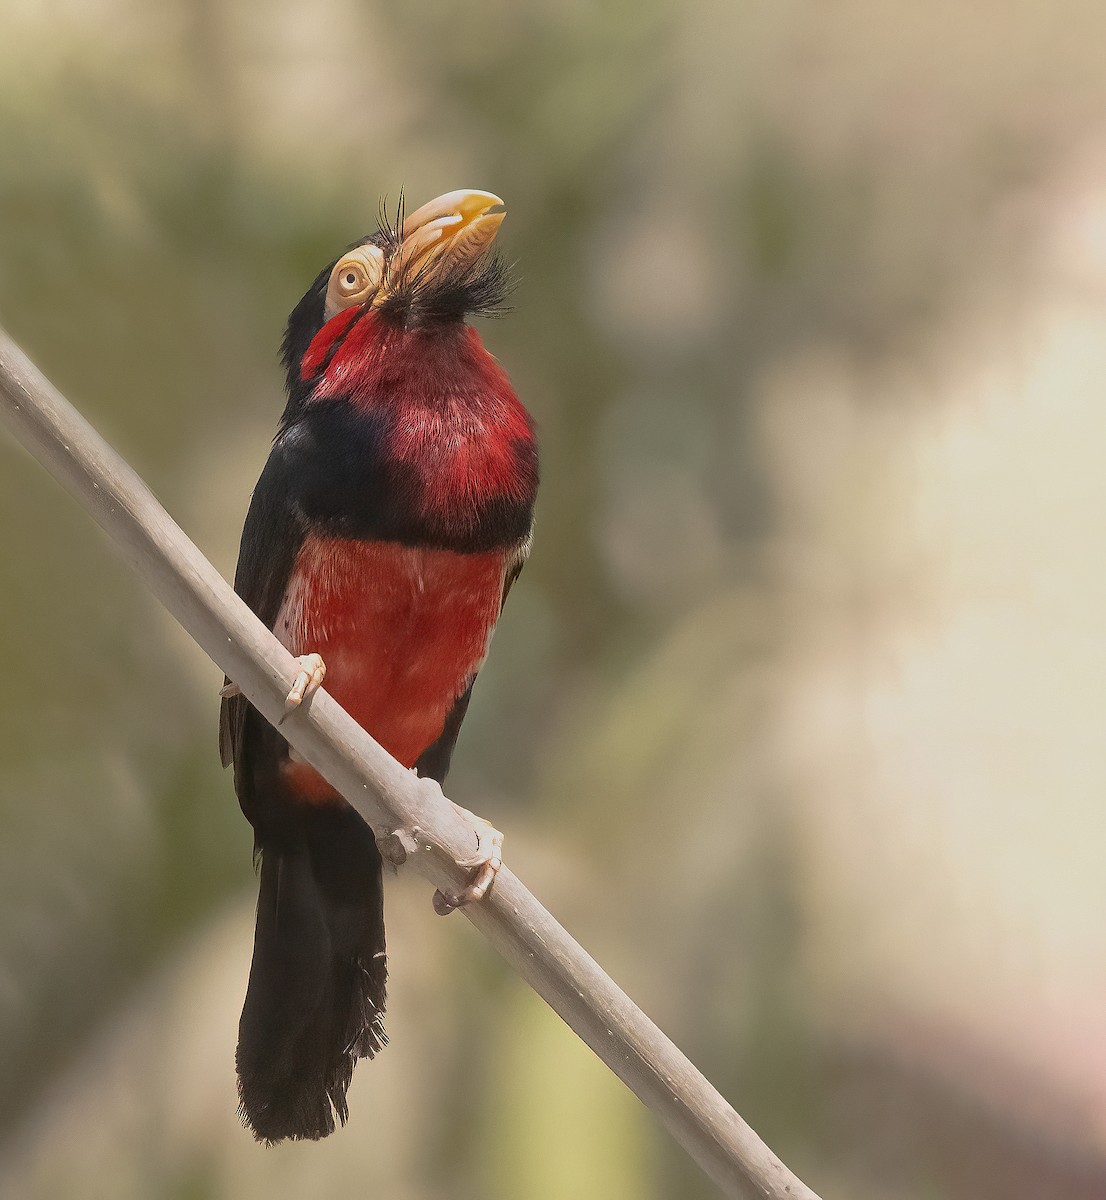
276, 534, 508, 801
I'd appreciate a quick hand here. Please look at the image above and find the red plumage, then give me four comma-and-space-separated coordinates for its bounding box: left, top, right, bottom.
311, 314, 535, 532
276, 536, 509, 800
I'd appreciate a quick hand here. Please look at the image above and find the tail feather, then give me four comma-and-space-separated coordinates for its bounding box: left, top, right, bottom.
236, 806, 386, 1143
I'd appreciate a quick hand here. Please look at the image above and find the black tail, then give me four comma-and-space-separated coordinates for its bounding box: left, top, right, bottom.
236, 805, 387, 1143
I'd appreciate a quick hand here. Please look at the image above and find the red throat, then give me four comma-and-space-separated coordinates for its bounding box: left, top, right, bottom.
297, 306, 362, 381
304, 310, 512, 407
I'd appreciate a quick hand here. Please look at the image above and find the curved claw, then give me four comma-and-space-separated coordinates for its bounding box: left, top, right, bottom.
278, 653, 327, 724
432, 805, 504, 916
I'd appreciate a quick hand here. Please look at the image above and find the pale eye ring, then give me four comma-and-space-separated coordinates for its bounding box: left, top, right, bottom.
337, 263, 369, 296
325, 245, 385, 318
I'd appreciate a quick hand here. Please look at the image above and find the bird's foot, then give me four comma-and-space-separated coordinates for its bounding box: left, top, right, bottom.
433, 805, 504, 916
278, 653, 327, 723
219, 655, 327, 716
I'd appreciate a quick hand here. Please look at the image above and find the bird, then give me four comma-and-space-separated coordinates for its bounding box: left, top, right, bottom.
218, 189, 539, 1144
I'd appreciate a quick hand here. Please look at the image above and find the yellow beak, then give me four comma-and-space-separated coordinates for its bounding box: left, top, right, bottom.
385, 189, 505, 290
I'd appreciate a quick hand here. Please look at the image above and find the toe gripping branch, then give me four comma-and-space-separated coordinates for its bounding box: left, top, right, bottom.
374, 779, 505, 916
222, 660, 505, 917
431, 805, 504, 915
280, 653, 327, 723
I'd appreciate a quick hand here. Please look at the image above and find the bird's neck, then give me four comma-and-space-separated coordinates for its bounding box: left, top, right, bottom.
304, 312, 504, 413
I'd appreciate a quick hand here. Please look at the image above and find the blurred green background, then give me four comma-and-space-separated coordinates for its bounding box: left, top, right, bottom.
3, 2, 1106, 1197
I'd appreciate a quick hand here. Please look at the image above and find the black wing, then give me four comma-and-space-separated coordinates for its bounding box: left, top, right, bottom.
218, 434, 308, 778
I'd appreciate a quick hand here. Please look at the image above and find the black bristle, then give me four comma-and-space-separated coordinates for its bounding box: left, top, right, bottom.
376, 251, 515, 327
373, 192, 406, 260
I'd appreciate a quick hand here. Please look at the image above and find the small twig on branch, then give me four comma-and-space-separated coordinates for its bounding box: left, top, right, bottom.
0, 323, 822, 1200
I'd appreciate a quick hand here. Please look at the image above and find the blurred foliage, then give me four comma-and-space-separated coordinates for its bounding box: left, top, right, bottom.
3, 1, 1106, 1198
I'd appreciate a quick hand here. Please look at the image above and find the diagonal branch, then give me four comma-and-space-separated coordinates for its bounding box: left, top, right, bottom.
0, 323, 822, 1200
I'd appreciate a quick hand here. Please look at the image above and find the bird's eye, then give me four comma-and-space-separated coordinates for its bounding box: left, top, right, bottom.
325, 245, 385, 319
341, 266, 365, 293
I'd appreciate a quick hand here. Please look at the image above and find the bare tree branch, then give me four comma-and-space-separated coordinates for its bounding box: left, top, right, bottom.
0, 323, 822, 1200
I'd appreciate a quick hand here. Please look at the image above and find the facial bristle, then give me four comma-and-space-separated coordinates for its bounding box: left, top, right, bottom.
376, 251, 515, 327
373, 193, 406, 261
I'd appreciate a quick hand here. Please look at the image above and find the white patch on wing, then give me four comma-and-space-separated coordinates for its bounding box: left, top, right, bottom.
273, 565, 307, 651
